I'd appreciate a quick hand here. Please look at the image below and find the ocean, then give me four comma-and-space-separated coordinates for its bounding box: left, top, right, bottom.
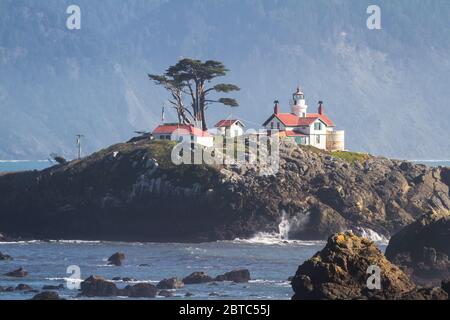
0, 159, 447, 300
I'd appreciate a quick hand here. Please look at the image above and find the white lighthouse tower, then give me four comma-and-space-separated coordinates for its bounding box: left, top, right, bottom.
291, 87, 308, 117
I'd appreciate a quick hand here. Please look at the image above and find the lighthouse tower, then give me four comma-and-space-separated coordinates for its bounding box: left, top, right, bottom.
291, 87, 308, 117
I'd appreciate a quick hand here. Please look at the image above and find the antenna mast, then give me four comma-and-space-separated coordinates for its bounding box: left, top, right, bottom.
76, 134, 84, 159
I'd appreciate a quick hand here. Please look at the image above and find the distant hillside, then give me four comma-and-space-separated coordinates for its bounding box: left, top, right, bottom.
0, 0, 449, 159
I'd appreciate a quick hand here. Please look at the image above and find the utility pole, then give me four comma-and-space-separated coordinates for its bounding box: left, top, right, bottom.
76, 134, 84, 159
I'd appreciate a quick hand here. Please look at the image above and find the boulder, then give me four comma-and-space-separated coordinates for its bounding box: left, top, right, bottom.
42, 284, 64, 290
214, 269, 251, 283
4, 267, 28, 277
156, 277, 184, 289
15, 284, 32, 291
290, 232, 440, 300
158, 290, 173, 297
441, 279, 450, 296
31, 291, 62, 300
125, 283, 157, 298
107, 252, 125, 266
0, 251, 12, 261
80, 275, 120, 297
182, 272, 213, 284
385, 212, 450, 286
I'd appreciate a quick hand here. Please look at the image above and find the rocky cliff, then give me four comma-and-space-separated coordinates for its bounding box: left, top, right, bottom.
291, 231, 448, 300
0, 138, 449, 242
385, 212, 450, 286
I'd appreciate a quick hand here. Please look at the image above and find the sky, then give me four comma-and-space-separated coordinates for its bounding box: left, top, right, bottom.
0, 0, 449, 159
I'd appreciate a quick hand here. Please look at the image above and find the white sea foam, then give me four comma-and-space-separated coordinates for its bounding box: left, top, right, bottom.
351, 227, 389, 244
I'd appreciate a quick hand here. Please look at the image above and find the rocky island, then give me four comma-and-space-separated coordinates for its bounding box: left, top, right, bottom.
0, 138, 449, 242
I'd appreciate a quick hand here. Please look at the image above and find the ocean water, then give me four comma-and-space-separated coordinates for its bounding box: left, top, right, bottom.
0, 239, 325, 300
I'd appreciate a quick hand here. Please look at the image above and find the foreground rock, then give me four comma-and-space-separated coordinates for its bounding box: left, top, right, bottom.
156, 277, 184, 289
4, 267, 28, 278
214, 269, 251, 283
291, 232, 447, 300
183, 272, 213, 284
0, 251, 12, 261
81, 276, 121, 297
0, 140, 449, 242
80, 275, 157, 298
124, 283, 157, 298
108, 252, 125, 266
31, 291, 62, 300
385, 212, 450, 286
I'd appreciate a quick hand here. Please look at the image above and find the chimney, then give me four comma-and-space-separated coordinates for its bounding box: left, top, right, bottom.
318, 101, 324, 115
274, 100, 280, 114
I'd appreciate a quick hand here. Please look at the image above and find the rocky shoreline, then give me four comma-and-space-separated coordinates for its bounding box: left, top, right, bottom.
0, 138, 449, 242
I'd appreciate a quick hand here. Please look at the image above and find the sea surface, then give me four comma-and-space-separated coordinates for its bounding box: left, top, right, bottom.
0, 159, 447, 300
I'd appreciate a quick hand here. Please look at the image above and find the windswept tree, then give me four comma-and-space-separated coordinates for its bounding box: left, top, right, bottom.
149, 58, 240, 130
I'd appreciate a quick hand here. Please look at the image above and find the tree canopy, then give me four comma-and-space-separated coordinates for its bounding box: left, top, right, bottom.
149, 58, 240, 130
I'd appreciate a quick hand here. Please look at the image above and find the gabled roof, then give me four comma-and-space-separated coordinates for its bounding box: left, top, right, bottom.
263, 113, 334, 127
214, 119, 245, 128
153, 124, 212, 137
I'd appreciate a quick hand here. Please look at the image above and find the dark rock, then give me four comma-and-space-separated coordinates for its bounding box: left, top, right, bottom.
108, 252, 125, 266
125, 283, 157, 298
158, 290, 173, 297
139, 264, 150, 267
15, 284, 32, 291
4, 267, 28, 278
0, 141, 448, 242
291, 232, 420, 300
112, 277, 121, 281
214, 269, 251, 283
401, 287, 448, 300
0, 251, 13, 261
156, 277, 184, 289
385, 212, 450, 286
42, 284, 64, 290
25, 289, 40, 294
185, 292, 194, 297
122, 277, 134, 282
1, 287, 14, 292
183, 272, 213, 284
31, 291, 62, 300
80, 275, 120, 297
441, 279, 450, 296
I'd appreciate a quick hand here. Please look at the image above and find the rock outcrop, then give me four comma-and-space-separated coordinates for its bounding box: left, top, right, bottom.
182, 272, 213, 284
385, 211, 450, 286
291, 232, 447, 300
0, 251, 12, 260
156, 277, 184, 289
0, 139, 448, 241
107, 252, 125, 266
214, 269, 251, 283
31, 291, 62, 300
4, 267, 28, 278
80, 275, 157, 298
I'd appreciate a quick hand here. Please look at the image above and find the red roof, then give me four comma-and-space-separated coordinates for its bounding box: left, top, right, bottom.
285, 131, 306, 137
153, 124, 212, 137
214, 119, 244, 128
264, 113, 334, 127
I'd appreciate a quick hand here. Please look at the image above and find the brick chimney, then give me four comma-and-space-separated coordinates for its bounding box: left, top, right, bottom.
318, 100, 324, 115
274, 100, 280, 114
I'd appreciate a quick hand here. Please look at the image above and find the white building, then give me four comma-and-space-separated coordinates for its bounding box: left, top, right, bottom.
214, 119, 245, 137
262, 87, 345, 151
152, 123, 214, 147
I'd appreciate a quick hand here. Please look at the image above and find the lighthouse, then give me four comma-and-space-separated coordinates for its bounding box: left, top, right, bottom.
291, 87, 308, 117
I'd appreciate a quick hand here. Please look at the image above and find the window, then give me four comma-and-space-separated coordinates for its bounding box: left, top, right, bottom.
271, 122, 274, 129
277, 122, 280, 129
316, 135, 320, 144
314, 122, 322, 131
165, 135, 170, 140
